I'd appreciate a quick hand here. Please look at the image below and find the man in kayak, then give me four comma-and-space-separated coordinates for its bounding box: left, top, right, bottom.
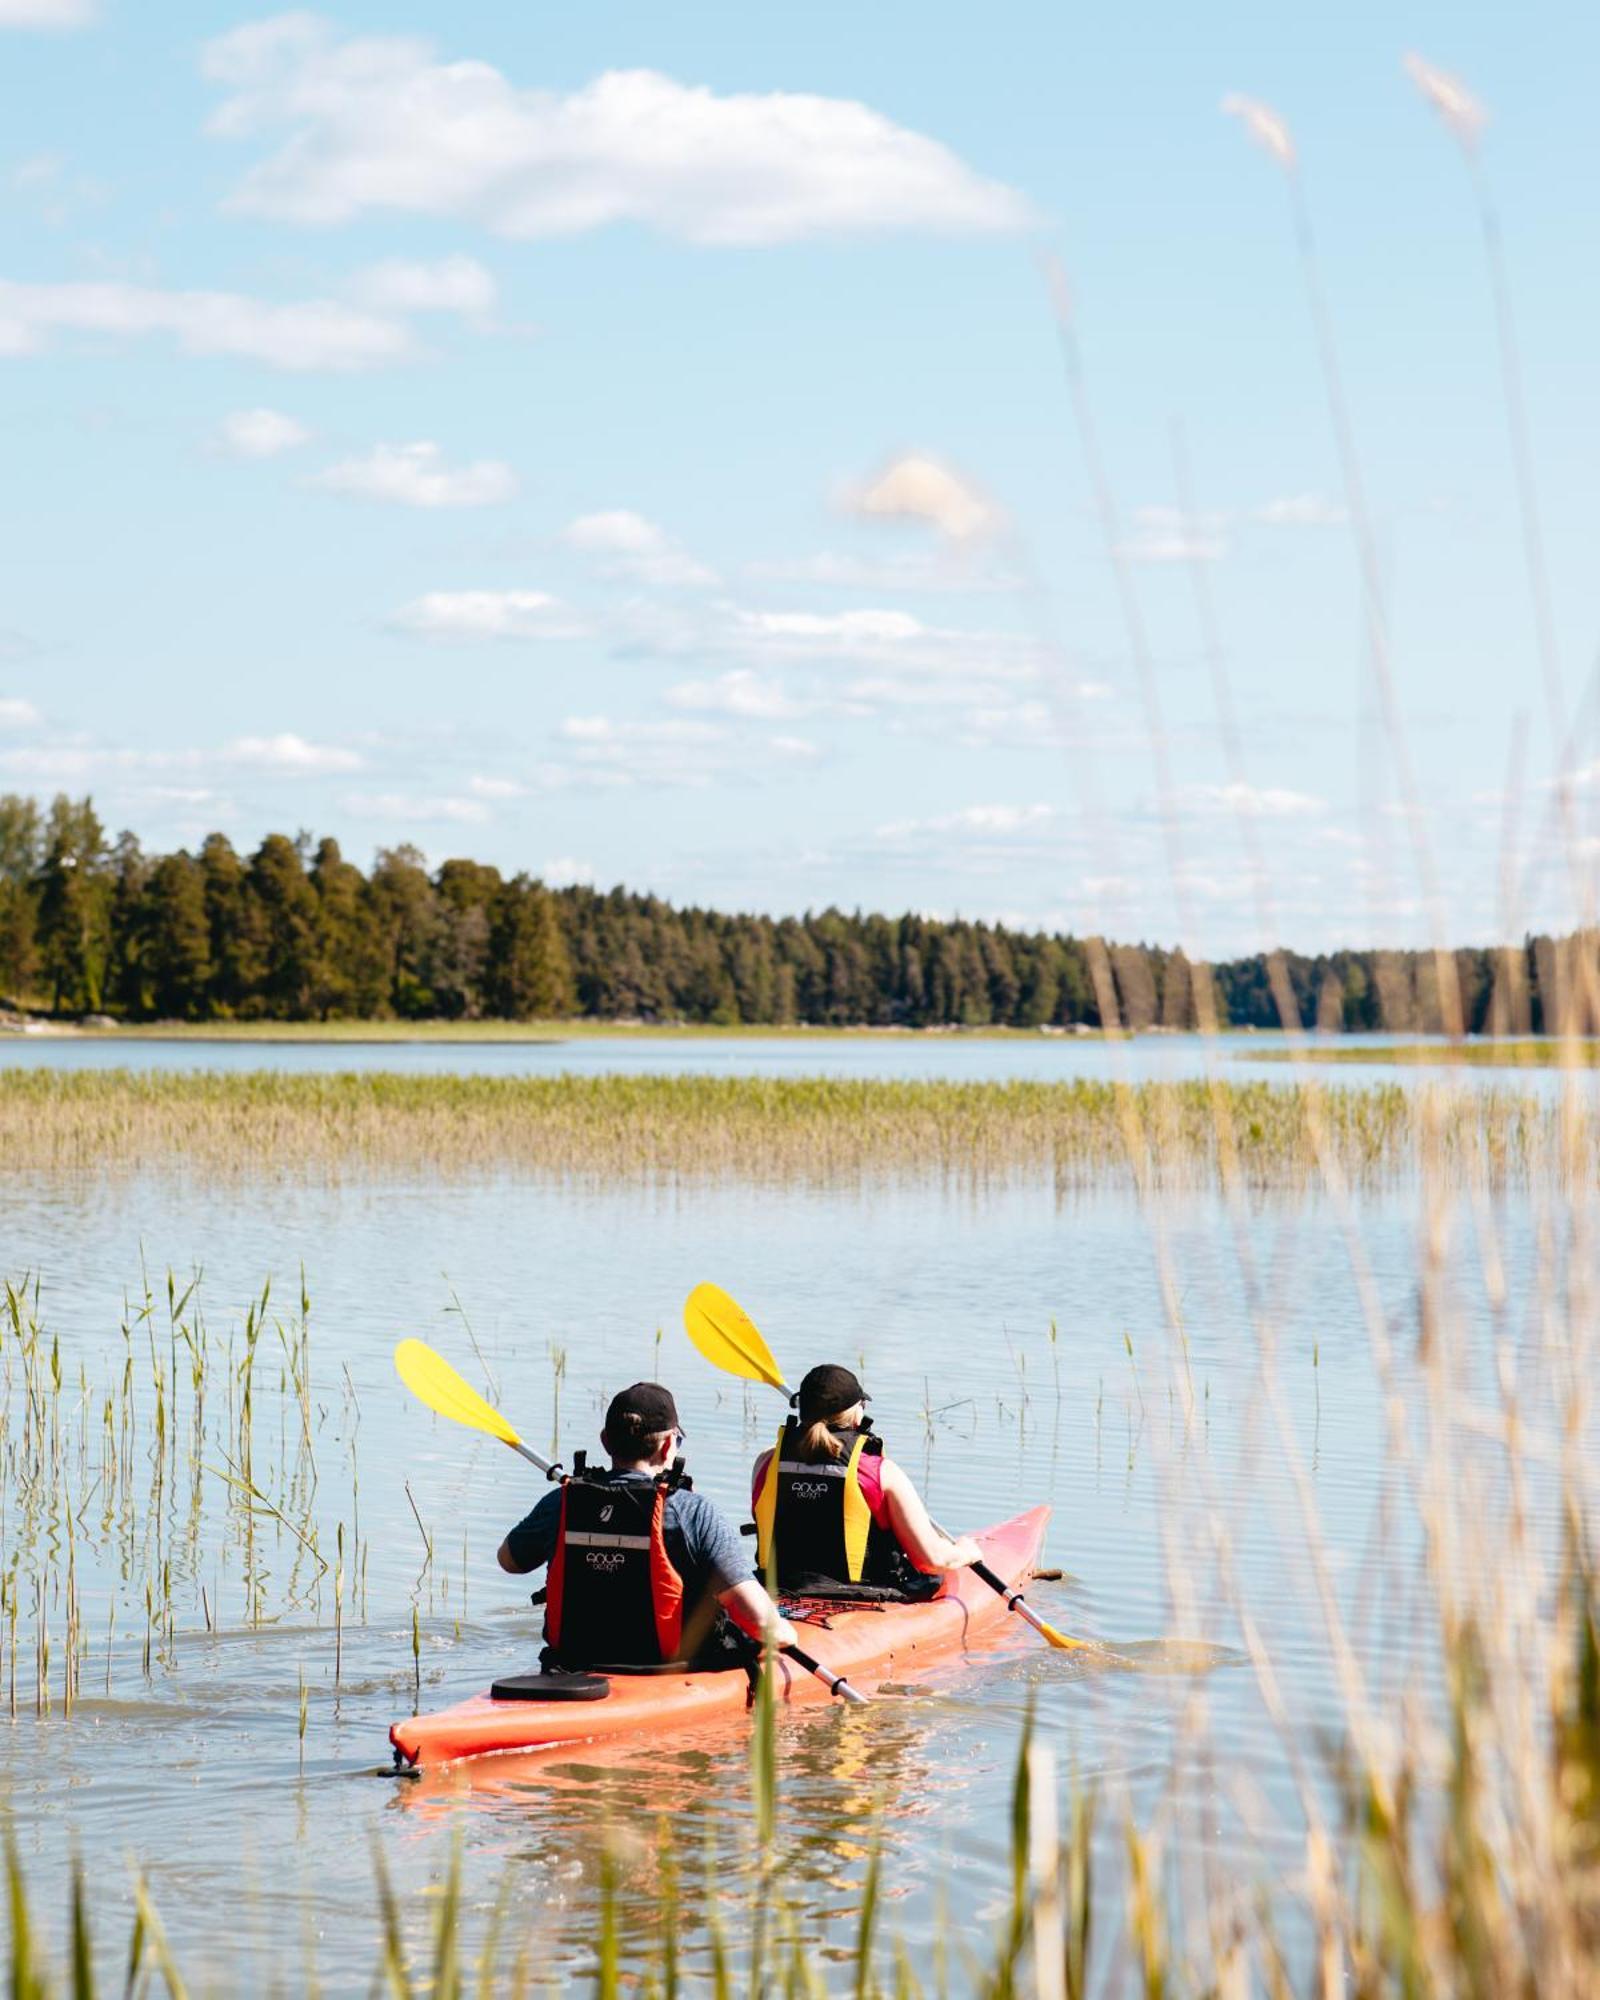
498, 1380, 798, 1671
751, 1363, 983, 1600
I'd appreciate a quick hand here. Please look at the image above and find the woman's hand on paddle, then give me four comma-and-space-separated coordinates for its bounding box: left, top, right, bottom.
943, 1535, 983, 1569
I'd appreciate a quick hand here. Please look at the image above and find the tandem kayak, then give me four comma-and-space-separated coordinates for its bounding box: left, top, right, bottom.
390, 1505, 1051, 1771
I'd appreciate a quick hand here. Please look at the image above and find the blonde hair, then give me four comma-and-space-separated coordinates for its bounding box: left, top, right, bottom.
793, 1411, 855, 1463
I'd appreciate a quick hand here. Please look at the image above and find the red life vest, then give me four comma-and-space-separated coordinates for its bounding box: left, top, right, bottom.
543, 1461, 687, 1669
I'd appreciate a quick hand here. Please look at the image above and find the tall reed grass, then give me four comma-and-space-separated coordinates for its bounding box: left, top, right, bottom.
0, 1067, 1575, 1188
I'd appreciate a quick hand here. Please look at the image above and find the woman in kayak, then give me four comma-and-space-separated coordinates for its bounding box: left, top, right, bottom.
751, 1363, 983, 1600
499, 1379, 798, 1671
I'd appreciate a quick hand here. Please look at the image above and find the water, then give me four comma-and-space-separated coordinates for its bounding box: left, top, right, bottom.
1, 1114, 1554, 1992
0, 1024, 1573, 1092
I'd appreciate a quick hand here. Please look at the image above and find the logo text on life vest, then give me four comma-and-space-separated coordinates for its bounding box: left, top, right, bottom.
791, 1481, 830, 1501
585, 1551, 626, 1573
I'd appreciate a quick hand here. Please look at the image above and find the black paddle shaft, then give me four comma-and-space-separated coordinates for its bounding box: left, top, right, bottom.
971, 1558, 1024, 1607
783, 1643, 862, 1703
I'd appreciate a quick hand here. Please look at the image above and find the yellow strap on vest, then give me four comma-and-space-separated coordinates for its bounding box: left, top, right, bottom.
841, 1435, 872, 1583
752, 1422, 785, 1583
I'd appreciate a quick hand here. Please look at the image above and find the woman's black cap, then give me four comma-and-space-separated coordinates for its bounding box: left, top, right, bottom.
796, 1364, 868, 1423
604, 1381, 682, 1434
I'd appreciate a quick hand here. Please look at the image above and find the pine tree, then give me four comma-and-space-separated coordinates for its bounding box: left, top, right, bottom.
140, 851, 213, 1018
33, 795, 110, 1015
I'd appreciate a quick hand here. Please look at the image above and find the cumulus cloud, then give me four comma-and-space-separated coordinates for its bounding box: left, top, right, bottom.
0, 278, 414, 371
313, 439, 517, 507
216, 406, 312, 458
466, 774, 525, 799
849, 454, 996, 540
0, 696, 41, 727
390, 589, 581, 641
0, 0, 94, 27
563, 510, 716, 588
348, 255, 497, 317
542, 856, 595, 887
201, 18, 1033, 244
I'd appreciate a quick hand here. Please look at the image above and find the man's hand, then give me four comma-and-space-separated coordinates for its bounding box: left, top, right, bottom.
770, 1616, 800, 1651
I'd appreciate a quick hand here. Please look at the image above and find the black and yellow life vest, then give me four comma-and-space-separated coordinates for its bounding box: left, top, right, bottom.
752, 1421, 939, 1601
543, 1459, 688, 1669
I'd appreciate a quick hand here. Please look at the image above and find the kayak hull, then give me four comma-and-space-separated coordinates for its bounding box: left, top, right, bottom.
390, 1504, 1050, 1770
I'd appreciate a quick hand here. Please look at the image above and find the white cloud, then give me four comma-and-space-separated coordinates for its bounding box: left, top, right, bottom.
0, 731, 361, 779
737, 607, 928, 649
1254, 493, 1346, 528
390, 589, 580, 641
850, 454, 997, 540
313, 440, 517, 508
1116, 507, 1227, 565
0, 696, 41, 728
563, 510, 716, 588
202, 19, 1035, 245
349, 255, 497, 317
344, 790, 489, 824
542, 855, 595, 887
224, 732, 362, 773
216, 406, 311, 458
0, 278, 413, 371
542, 714, 815, 790
666, 669, 803, 720
1179, 782, 1324, 819
466, 774, 526, 800
877, 803, 1056, 841
0, 0, 94, 27
6, 151, 102, 222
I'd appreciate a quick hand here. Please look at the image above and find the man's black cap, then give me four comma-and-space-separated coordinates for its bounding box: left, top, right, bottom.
795, 1363, 868, 1424
604, 1381, 682, 1435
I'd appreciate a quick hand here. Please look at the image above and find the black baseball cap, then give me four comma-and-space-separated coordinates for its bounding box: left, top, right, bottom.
796, 1364, 868, 1424
604, 1381, 682, 1435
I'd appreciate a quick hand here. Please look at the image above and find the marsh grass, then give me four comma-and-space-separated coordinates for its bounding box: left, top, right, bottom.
0, 1265, 372, 1724
0, 1067, 1576, 1189
1251, 1039, 1600, 1068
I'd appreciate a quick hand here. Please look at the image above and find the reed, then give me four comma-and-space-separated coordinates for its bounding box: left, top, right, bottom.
0, 1067, 1579, 1188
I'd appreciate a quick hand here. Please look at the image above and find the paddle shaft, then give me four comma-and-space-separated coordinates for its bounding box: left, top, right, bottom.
784, 1644, 869, 1705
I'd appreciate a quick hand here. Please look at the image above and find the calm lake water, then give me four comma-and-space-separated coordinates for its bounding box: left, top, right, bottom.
1, 1024, 1583, 1095
0, 1041, 1574, 1989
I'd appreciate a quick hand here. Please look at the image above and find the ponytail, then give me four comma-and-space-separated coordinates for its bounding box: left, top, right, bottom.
795, 1417, 848, 1463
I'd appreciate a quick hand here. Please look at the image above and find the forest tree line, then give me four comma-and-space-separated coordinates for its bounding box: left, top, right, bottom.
0, 793, 1568, 1032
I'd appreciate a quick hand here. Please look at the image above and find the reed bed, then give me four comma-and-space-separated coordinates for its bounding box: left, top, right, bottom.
0, 1066, 1571, 1188
0, 1268, 372, 1722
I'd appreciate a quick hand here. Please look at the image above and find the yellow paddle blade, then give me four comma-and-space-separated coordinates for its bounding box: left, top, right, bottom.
683, 1283, 789, 1393
394, 1338, 523, 1447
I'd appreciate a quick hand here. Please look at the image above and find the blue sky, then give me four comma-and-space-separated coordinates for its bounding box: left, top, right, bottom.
0, 1, 1594, 954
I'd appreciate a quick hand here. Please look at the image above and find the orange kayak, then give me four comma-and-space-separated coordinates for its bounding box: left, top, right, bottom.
390, 1505, 1050, 1770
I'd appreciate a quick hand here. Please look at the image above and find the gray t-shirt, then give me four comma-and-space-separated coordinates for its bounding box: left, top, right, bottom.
503, 1472, 753, 1601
